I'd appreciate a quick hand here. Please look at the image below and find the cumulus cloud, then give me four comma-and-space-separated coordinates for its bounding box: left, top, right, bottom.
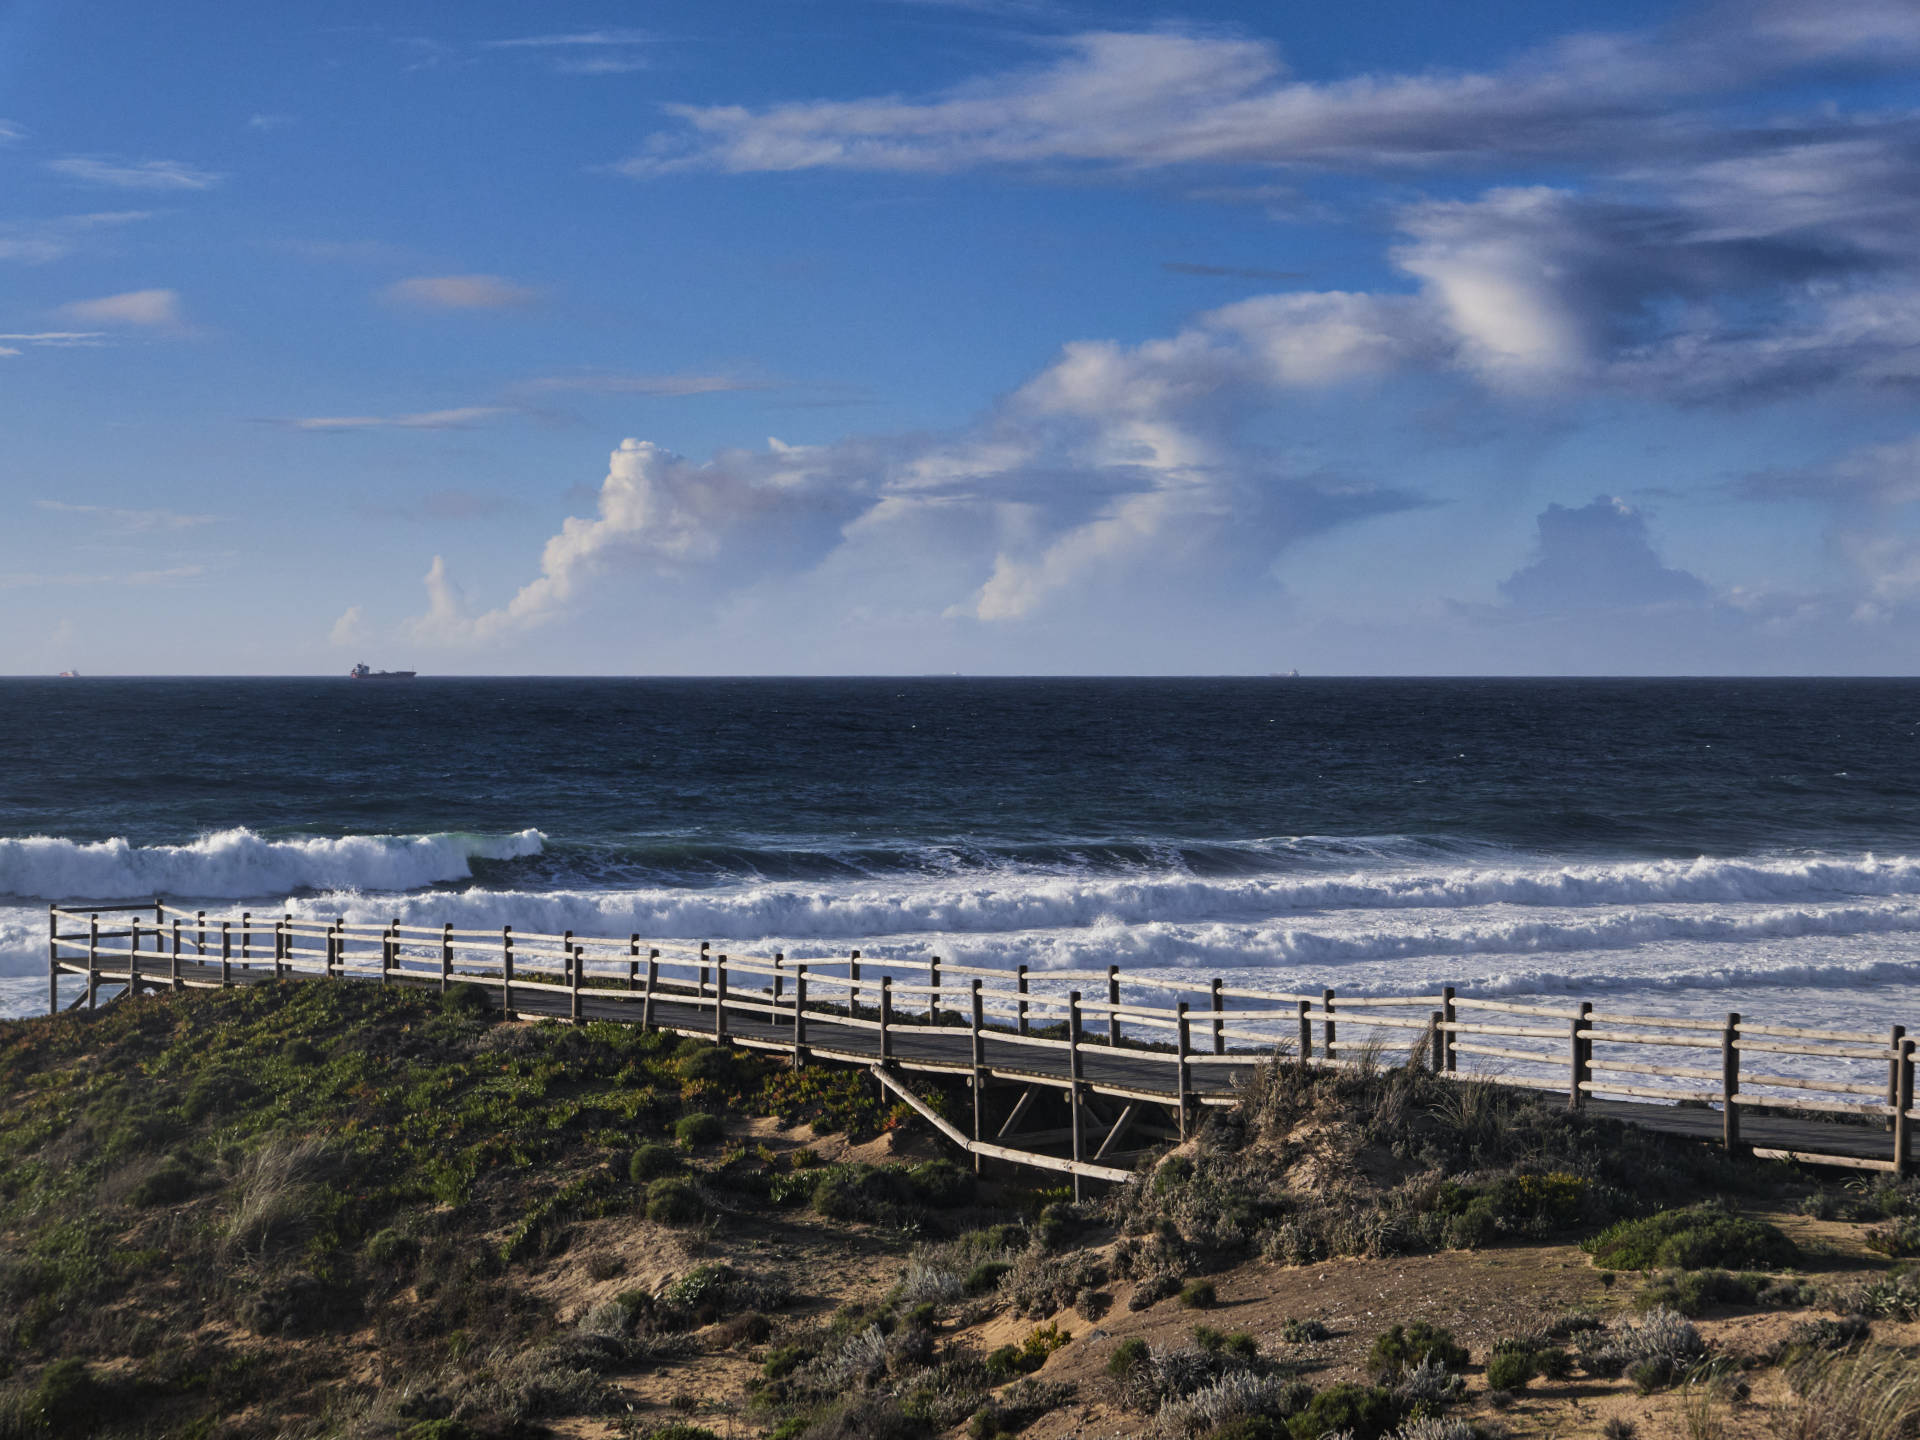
383, 274, 537, 309
328, 605, 367, 648
1498, 497, 1710, 613
55, 289, 185, 330
47, 157, 222, 190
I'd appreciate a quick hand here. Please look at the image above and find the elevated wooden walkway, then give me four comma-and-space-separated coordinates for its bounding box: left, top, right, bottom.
46, 902, 1917, 1192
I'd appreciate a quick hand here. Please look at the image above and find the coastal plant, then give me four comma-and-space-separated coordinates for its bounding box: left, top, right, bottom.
1774, 1344, 1920, 1440
1582, 1204, 1798, 1272
1368, 1323, 1469, 1377
1575, 1306, 1706, 1380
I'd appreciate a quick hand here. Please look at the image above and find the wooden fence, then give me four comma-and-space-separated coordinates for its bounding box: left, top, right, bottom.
46, 900, 1918, 1182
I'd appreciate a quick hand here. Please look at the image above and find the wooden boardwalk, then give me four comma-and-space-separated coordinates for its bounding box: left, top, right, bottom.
59, 905, 1917, 1189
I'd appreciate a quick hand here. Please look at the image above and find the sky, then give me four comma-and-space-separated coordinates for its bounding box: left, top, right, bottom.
4, 0, 1920, 675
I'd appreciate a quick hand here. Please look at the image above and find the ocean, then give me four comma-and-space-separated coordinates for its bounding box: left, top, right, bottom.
5, 677, 1920, 1033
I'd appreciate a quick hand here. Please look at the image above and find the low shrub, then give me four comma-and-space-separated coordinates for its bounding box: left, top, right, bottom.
1178, 1279, 1217, 1309
128, 1157, 195, 1207
1864, 1215, 1920, 1258
1367, 1322, 1469, 1376
675, 1112, 724, 1147
630, 1143, 683, 1181
646, 1177, 704, 1225
1485, 1349, 1534, 1391
1106, 1337, 1150, 1379
1286, 1381, 1403, 1440
1582, 1205, 1798, 1272
1281, 1317, 1330, 1344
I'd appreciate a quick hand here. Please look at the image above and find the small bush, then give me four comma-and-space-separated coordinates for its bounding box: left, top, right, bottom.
1864, 1215, 1920, 1258
1485, 1350, 1534, 1391
1287, 1381, 1402, 1440
1178, 1279, 1217, 1309
1281, 1317, 1330, 1344
631, 1142, 683, 1181
365, 1227, 419, 1268
128, 1157, 195, 1207
1583, 1205, 1797, 1272
1628, 1356, 1676, 1394
1368, 1322, 1469, 1376
646, 1177, 704, 1225
675, 1112, 724, 1147
1106, 1337, 1150, 1379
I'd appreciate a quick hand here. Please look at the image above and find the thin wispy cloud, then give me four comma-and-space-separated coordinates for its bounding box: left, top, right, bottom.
55, 289, 186, 331
246, 113, 293, 131
520, 372, 768, 397
283, 406, 509, 431
0, 563, 206, 591
36, 500, 216, 532
382, 274, 537, 310
1163, 262, 1307, 282
0, 120, 24, 144
484, 29, 655, 49
47, 156, 223, 190
0, 331, 107, 349
0, 211, 151, 265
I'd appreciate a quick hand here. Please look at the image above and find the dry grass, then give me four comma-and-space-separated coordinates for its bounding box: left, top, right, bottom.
1773, 1345, 1920, 1440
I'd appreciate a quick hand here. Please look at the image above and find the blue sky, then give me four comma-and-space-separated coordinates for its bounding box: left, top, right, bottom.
4, 0, 1920, 674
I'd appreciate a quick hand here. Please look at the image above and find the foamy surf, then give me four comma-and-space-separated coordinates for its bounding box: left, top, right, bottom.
0, 828, 546, 902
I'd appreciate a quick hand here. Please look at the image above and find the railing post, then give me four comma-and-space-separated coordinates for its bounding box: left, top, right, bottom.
171, 919, 182, 991
90, 914, 103, 1009
220, 921, 232, 987
969, 979, 985, 1174
328, 920, 341, 978
1175, 1001, 1192, 1140
1107, 965, 1120, 1045
46, 903, 58, 1016
1067, 991, 1085, 1202
441, 922, 453, 993
629, 934, 641, 993
1210, 976, 1225, 1055
1896, 1038, 1914, 1178
1430, 1010, 1445, 1073
274, 917, 286, 980
197, 910, 206, 957
929, 955, 941, 1024
1297, 997, 1313, 1062
792, 964, 808, 1067
1890, 1025, 1906, 1133
1323, 987, 1337, 1061
1569, 1001, 1592, 1110
571, 945, 584, 1025
849, 948, 861, 1016
1441, 986, 1457, 1072
714, 954, 728, 1041
1722, 1012, 1741, 1153
642, 948, 660, 1031
1016, 964, 1029, 1034
380, 920, 394, 985
698, 940, 710, 1005
772, 951, 784, 1009
240, 912, 251, 968
879, 976, 893, 1063
501, 925, 514, 1017
563, 931, 574, 988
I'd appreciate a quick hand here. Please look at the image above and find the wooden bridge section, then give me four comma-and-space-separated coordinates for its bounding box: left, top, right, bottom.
47, 901, 1918, 1193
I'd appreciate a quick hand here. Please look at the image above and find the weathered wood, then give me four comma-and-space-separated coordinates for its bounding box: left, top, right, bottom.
970, 980, 985, 1173
1107, 965, 1121, 1046
1176, 1001, 1191, 1140
501, 926, 514, 1015
1068, 991, 1085, 1200
1094, 1103, 1136, 1160
714, 955, 728, 1041
1723, 1013, 1741, 1152
1897, 1039, 1914, 1178
997, 1086, 1038, 1139
1751, 1148, 1898, 1173
1016, 964, 1029, 1034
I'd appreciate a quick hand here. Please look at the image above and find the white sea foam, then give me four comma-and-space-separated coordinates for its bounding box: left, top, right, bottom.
0, 828, 545, 902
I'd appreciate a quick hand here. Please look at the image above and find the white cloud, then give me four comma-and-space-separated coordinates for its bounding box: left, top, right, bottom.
47, 157, 223, 190
618, 12, 1920, 180
329, 605, 367, 648
0, 120, 23, 144
383, 274, 537, 309
1497, 497, 1710, 613
36, 500, 215, 531
247, 112, 294, 131
0, 211, 150, 264
54, 289, 185, 330
0, 331, 107, 348
485, 28, 655, 48
520, 372, 766, 397
286, 406, 508, 431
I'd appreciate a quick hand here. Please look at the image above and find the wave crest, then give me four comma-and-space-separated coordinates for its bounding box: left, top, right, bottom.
0, 828, 545, 902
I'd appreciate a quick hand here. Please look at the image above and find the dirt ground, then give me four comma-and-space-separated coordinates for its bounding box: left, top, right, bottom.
457, 1126, 1917, 1440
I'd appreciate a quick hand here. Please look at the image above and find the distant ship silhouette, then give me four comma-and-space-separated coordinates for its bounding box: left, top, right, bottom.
349, 663, 416, 680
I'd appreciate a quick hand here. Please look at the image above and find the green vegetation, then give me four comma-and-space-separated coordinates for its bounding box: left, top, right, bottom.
1582, 1204, 1799, 1272
1367, 1322, 1468, 1377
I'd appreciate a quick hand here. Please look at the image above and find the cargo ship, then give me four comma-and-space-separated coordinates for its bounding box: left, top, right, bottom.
349, 663, 416, 680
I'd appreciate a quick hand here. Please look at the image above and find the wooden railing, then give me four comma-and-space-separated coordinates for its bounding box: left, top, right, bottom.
46, 900, 1918, 1178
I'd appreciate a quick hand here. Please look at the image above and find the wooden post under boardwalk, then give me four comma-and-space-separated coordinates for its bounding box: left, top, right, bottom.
792, 964, 808, 1067
1896, 1039, 1914, 1177
879, 976, 893, 1063
1890, 1025, 1906, 1133
1722, 1012, 1742, 1152
1067, 991, 1085, 1201
969, 980, 985, 1173
1175, 1001, 1191, 1139
46, 904, 57, 1016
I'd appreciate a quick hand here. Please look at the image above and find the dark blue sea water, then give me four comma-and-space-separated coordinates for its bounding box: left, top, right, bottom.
6, 677, 1920, 1027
